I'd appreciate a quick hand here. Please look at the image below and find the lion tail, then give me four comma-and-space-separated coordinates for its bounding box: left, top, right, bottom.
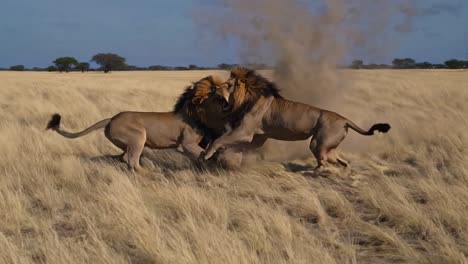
46, 113, 111, 139
346, 120, 391, 136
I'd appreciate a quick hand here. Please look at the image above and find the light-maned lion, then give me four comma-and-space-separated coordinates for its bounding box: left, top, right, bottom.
46, 76, 229, 171
203, 68, 391, 169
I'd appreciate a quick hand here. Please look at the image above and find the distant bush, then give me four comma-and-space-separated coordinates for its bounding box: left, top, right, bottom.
432, 64, 448, 69
148, 65, 172, 71
350, 60, 364, 69
47, 65, 58, 72
415, 62, 433, 69
217, 63, 239, 70
444, 59, 467, 69
392, 58, 416, 69
9, 65, 25, 71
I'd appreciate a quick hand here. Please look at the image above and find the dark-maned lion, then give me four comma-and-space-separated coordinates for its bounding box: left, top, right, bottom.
46, 76, 229, 171
173, 75, 248, 168
203, 68, 391, 169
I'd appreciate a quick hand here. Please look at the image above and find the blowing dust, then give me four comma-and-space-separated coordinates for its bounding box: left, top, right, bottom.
196, 0, 425, 161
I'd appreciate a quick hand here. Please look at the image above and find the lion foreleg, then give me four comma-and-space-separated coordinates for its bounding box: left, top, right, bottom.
203, 129, 254, 160
180, 127, 205, 160
181, 143, 205, 160
204, 96, 273, 160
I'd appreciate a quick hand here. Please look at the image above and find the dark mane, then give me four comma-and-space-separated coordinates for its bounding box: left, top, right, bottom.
173, 77, 230, 145
229, 67, 283, 128
173, 85, 195, 113
173, 84, 210, 133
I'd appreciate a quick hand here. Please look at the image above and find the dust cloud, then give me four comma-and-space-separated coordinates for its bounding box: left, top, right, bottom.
195, 0, 423, 160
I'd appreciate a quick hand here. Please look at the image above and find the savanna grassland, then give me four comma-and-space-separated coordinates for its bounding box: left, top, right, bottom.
1, 70, 467, 264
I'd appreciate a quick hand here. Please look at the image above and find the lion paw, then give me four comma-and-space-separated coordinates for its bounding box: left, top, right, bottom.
204, 149, 216, 160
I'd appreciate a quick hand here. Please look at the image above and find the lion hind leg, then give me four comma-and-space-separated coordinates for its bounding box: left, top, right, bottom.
126, 143, 144, 172
310, 139, 327, 170
124, 130, 146, 172
326, 149, 348, 168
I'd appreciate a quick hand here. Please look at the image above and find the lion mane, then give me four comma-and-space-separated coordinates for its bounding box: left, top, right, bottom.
173, 75, 229, 145
228, 67, 283, 128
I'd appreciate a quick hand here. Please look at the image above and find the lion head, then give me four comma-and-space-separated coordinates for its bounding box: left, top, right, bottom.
173, 69, 283, 138
173, 75, 231, 137
223, 67, 283, 128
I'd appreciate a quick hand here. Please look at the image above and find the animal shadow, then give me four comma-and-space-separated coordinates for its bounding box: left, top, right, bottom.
283, 162, 315, 173
282, 161, 331, 178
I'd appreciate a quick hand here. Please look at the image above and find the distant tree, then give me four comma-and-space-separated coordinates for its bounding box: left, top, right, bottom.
9, 65, 25, 71
188, 64, 200, 70
217, 63, 239, 70
350, 60, 364, 69
53, 57, 78, 72
91, 53, 126, 73
148, 65, 171, 71
47, 65, 58, 72
245, 63, 268, 70
123, 65, 147, 71
392, 58, 416, 69
124, 65, 135, 71
415, 62, 433, 69
444, 59, 466, 69
174, 66, 189, 71
217, 63, 230, 70
76, 62, 90, 72
379, 64, 392, 69
432, 64, 447, 69
365, 63, 379, 69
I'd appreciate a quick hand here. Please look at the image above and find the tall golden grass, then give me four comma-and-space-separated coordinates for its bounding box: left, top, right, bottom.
0, 70, 467, 263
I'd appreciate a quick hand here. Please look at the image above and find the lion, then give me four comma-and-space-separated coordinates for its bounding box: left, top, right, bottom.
46, 75, 230, 171
172, 75, 249, 168
203, 68, 391, 169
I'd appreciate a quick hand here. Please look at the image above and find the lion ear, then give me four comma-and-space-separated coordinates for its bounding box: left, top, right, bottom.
188, 82, 196, 89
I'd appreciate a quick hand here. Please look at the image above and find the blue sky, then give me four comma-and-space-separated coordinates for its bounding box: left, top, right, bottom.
0, 0, 466, 68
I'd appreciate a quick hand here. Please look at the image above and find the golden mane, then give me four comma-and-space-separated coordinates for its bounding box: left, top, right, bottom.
228, 67, 283, 128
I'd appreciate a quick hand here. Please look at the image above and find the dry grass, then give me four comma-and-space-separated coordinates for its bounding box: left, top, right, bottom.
0, 70, 467, 263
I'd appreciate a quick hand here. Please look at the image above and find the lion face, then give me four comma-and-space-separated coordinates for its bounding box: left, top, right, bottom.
173, 75, 233, 135
220, 71, 249, 112
214, 82, 231, 105
188, 75, 232, 112
191, 76, 220, 105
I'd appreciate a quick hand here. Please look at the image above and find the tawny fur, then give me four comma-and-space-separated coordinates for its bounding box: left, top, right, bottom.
203, 68, 391, 169
47, 76, 228, 171
173, 76, 245, 168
